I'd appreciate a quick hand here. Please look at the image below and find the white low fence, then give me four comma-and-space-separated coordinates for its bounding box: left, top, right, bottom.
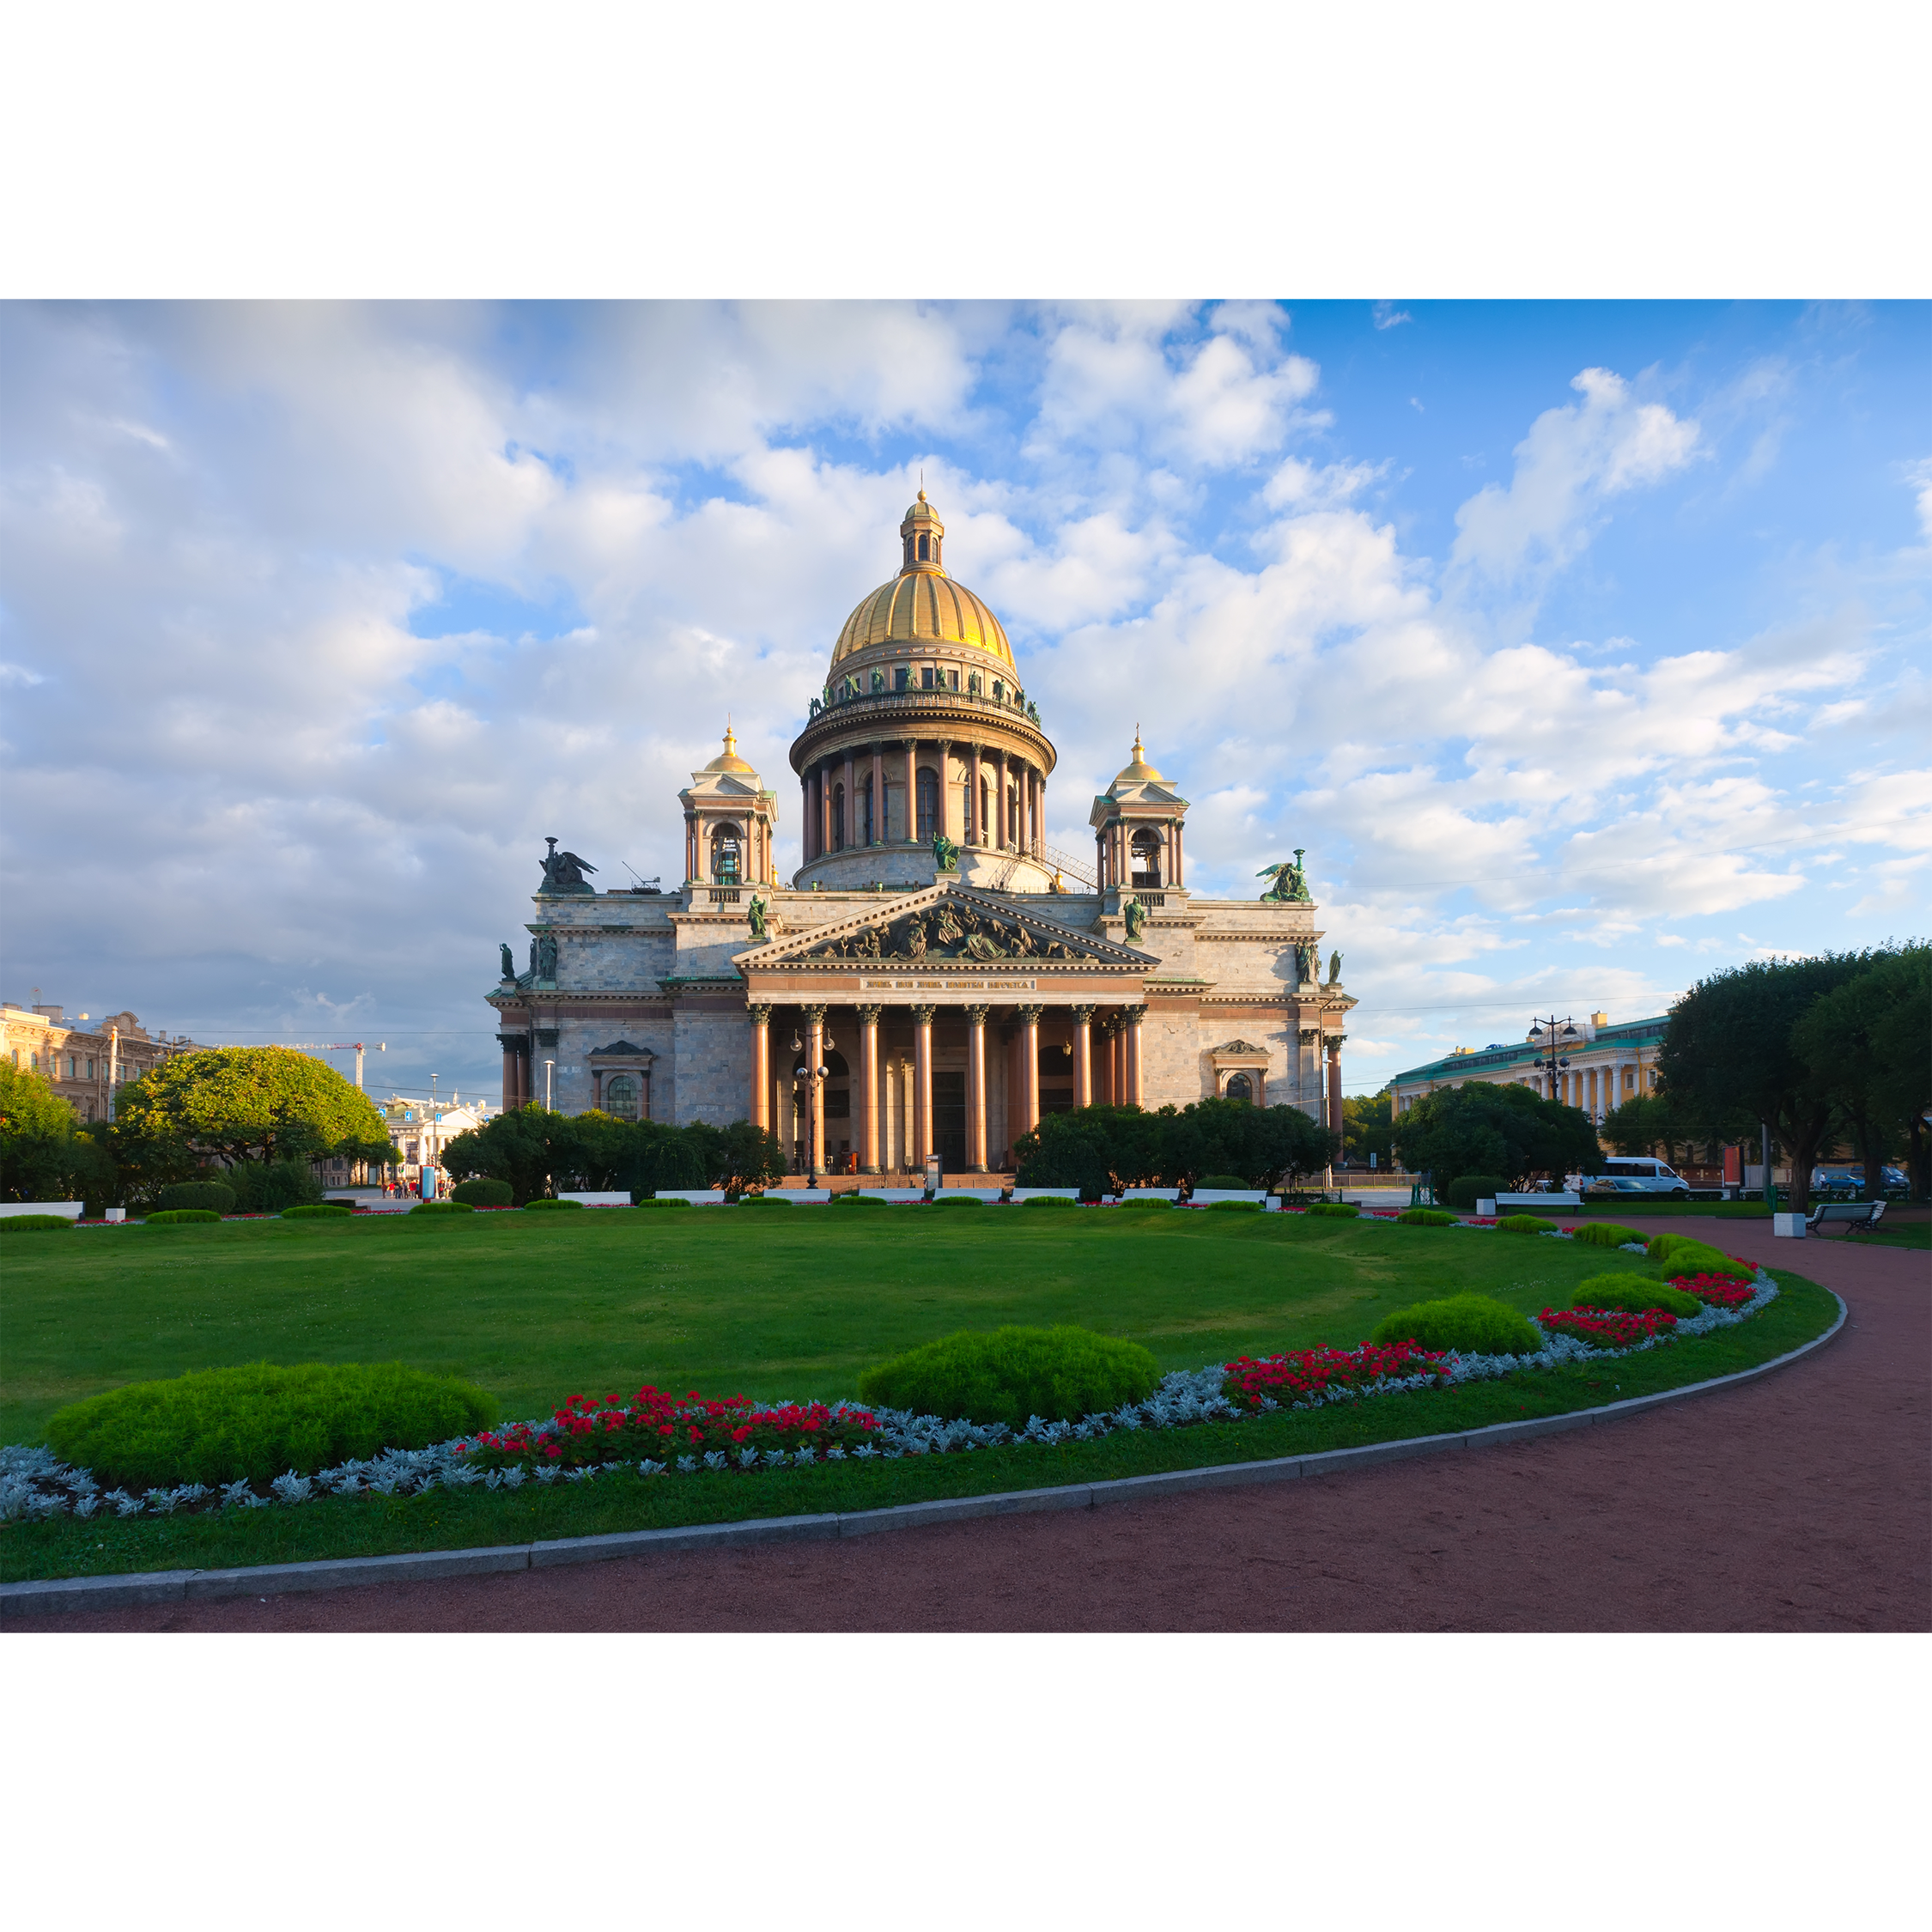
1010, 1187, 1078, 1202
559, 1191, 633, 1208
0, 1201, 83, 1220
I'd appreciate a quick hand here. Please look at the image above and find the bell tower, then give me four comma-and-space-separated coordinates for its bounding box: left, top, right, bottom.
679, 725, 779, 892
1091, 730, 1189, 898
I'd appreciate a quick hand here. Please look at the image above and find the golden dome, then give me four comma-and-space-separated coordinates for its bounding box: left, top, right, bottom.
702, 724, 756, 775
829, 493, 1016, 670
1114, 729, 1163, 786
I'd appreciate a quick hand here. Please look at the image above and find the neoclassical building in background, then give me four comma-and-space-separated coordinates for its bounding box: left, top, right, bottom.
488, 494, 1353, 1176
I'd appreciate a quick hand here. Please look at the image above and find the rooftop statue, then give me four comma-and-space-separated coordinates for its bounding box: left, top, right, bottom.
1296, 940, 1319, 984
748, 894, 769, 939
540, 836, 598, 894
1257, 848, 1311, 903
1124, 898, 1148, 942
1327, 950, 1342, 984
933, 831, 960, 873
499, 942, 516, 981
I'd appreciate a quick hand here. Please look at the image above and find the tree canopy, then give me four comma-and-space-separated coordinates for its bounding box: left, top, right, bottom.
114, 1047, 393, 1169
1013, 1097, 1334, 1194
0, 1062, 100, 1203
1341, 1091, 1394, 1167
440, 1109, 785, 1203
1389, 1081, 1601, 1191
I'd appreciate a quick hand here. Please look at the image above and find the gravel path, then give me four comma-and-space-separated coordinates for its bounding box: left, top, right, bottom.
19, 1222, 1929, 1631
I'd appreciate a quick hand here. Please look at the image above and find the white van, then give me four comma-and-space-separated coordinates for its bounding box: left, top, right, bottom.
1574, 1156, 1689, 1199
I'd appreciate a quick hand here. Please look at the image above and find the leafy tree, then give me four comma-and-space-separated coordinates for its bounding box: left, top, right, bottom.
1341, 1091, 1394, 1168
1390, 1081, 1601, 1191
114, 1048, 393, 1170
0, 1061, 95, 1202
1790, 942, 1931, 1199
1658, 953, 1869, 1212
698, 1120, 787, 1197
1014, 1099, 1332, 1194
440, 1107, 580, 1204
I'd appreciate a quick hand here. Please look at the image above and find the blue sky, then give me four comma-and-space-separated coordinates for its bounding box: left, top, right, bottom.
1, 300, 1926, 1104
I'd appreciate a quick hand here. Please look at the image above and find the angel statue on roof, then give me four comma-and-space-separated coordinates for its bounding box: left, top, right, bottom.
1257, 848, 1311, 902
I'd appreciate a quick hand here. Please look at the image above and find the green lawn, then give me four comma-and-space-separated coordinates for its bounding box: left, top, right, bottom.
0, 1207, 1674, 1446
1, 1263, 1838, 1584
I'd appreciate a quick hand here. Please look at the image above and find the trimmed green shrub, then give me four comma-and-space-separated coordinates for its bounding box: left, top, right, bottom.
45, 1362, 500, 1490
145, 1207, 222, 1225
1196, 1174, 1249, 1190
856, 1325, 1162, 1427
521, 1197, 583, 1211
1444, 1174, 1511, 1211
1567, 1273, 1704, 1317
408, 1200, 475, 1216
931, 1194, 984, 1206
450, 1176, 513, 1207
1304, 1201, 1359, 1218
1370, 1294, 1541, 1356
1206, 1200, 1261, 1212
1397, 1207, 1459, 1226
1646, 1235, 1751, 1279
632, 1197, 691, 1208
1497, 1213, 1558, 1233
1115, 1197, 1173, 1209
1022, 1194, 1077, 1207
281, 1202, 352, 1218
0, 1213, 74, 1233
830, 1190, 887, 1206
155, 1181, 238, 1215
1571, 1222, 1646, 1248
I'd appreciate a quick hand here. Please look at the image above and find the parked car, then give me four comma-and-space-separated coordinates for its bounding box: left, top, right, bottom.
1585, 1176, 1669, 1199
1811, 1165, 1910, 1200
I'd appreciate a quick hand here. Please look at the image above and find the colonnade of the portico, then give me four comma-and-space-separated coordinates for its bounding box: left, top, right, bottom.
799, 739, 1047, 863
746, 1000, 1145, 1175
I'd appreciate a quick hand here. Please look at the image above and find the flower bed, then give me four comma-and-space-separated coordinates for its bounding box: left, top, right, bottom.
0, 1264, 1783, 1523
1222, 1340, 1452, 1411
466, 1387, 880, 1472
1539, 1306, 1678, 1347
1668, 1271, 1759, 1309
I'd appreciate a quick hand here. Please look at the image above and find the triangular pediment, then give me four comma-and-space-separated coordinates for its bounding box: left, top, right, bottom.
737, 882, 1157, 970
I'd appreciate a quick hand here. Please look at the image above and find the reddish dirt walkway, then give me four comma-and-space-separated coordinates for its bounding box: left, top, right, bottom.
19, 1223, 1929, 1631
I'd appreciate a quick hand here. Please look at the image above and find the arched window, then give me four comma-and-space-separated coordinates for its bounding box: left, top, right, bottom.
1226, 1072, 1254, 1103
916, 768, 939, 842
860, 775, 875, 846
1131, 827, 1163, 886
710, 823, 742, 883
605, 1075, 639, 1121
917, 533, 930, 561
831, 783, 846, 851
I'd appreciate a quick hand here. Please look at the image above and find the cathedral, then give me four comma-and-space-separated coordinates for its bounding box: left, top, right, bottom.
487, 492, 1353, 1177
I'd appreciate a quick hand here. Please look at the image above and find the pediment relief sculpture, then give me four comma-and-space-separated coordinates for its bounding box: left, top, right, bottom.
803, 902, 1096, 964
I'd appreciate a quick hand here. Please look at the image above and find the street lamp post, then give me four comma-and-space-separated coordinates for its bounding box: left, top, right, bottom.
544, 1060, 555, 1110
1527, 1016, 1578, 1105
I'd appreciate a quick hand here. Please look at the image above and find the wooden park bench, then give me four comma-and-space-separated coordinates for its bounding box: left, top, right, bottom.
1804, 1200, 1888, 1236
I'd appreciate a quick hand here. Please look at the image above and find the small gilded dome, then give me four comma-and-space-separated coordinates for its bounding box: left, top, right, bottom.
829, 494, 1016, 670
1113, 730, 1163, 786
702, 725, 756, 775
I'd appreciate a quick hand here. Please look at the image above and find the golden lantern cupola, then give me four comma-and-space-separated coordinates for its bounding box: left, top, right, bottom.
900, 490, 945, 574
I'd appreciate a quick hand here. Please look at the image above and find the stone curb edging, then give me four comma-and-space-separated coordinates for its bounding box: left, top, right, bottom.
2, 1291, 1847, 1619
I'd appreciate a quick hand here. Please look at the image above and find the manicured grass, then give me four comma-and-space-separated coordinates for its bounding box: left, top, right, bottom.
1838, 1221, 1930, 1251
0, 1270, 1837, 1583
0, 1209, 1673, 1446
1568, 1200, 1771, 1218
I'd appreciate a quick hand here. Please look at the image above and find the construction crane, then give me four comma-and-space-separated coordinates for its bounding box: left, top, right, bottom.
262, 1042, 385, 1088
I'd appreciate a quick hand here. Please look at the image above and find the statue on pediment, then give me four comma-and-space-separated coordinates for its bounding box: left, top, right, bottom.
499, 942, 515, 981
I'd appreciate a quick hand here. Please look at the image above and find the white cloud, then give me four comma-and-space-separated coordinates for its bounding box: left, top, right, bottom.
1449, 367, 1701, 588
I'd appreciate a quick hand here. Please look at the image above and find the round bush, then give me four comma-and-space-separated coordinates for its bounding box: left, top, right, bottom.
830, 1191, 887, 1206
1646, 1235, 1750, 1279
408, 1200, 475, 1216
1497, 1213, 1558, 1233
931, 1194, 984, 1206
450, 1177, 513, 1207
155, 1181, 238, 1215
856, 1325, 1162, 1427
633, 1197, 692, 1208
1022, 1194, 1077, 1207
1370, 1294, 1540, 1356
145, 1207, 222, 1225
1396, 1207, 1459, 1226
281, 1203, 353, 1218
1115, 1198, 1173, 1210
1567, 1273, 1703, 1317
521, 1197, 583, 1211
1196, 1174, 1249, 1191
0, 1213, 74, 1234
1571, 1222, 1646, 1249
1444, 1174, 1511, 1212
45, 1362, 500, 1490
1304, 1201, 1359, 1218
